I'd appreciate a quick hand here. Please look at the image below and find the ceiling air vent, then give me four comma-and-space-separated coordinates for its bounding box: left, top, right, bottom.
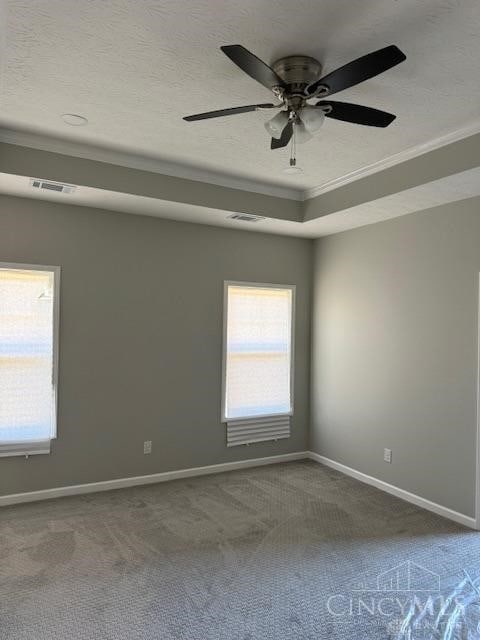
30, 179, 76, 194
229, 213, 265, 223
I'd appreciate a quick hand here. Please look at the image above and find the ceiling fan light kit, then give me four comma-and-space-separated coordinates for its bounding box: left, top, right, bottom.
264, 110, 290, 139
184, 43, 406, 160
293, 121, 313, 145
300, 105, 326, 134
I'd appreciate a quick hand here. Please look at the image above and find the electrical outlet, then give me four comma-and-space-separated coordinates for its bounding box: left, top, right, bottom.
384, 448, 392, 463
143, 440, 152, 455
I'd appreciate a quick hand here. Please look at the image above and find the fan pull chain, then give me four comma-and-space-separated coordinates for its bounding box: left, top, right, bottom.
289, 123, 297, 168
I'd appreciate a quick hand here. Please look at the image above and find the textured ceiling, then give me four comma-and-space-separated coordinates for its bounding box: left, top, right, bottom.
1, 0, 480, 193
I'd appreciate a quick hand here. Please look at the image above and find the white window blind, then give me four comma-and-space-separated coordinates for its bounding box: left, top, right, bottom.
0, 265, 59, 457
222, 283, 294, 445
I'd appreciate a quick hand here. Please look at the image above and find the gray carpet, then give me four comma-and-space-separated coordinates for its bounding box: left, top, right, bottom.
1, 460, 479, 639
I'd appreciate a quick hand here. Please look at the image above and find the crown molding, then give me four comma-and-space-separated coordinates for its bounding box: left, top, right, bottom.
0, 127, 303, 202
3, 120, 479, 206
304, 119, 480, 201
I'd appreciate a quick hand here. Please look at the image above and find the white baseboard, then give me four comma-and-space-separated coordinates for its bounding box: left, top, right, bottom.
308, 451, 477, 530
3, 450, 476, 530
0, 451, 308, 508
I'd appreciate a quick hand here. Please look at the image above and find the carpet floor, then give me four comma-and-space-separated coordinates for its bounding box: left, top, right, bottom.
1, 460, 479, 639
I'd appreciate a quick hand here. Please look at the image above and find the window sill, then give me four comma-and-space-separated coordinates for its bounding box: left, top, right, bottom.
222, 411, 293, 423
0, 441, 51, 458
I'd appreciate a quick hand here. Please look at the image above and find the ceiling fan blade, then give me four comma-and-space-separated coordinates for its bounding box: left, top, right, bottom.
183, 103, 275, 121
318, 101, 396, 127
221, 45, 285, 92
307, 45, 406, 97
271, 121, 293, 149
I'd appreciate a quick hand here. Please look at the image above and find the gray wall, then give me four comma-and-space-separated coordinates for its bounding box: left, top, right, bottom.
311, 196, 480, 517
0, 195, 312, 496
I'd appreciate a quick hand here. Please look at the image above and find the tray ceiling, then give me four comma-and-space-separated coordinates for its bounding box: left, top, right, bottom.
1, 0, 479, 194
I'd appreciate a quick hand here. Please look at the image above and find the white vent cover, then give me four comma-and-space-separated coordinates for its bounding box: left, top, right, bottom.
229, 214, 265, 223
226, 415, 291, 447
30, 179, 76, 194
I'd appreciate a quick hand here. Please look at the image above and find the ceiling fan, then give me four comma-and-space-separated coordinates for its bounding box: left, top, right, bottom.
183, 44, 406, 150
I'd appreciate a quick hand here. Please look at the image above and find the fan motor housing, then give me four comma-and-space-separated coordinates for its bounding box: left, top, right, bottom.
272, 55, 322, 88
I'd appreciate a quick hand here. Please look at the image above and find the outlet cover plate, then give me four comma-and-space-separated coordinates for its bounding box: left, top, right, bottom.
144, 440, 152, 454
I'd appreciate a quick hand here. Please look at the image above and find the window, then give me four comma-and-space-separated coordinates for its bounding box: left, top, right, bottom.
222, 282, 294, 446
0, 264, 60, 457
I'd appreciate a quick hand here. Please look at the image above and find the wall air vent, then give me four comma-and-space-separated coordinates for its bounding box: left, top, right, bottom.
229, 214, 266, 223
30, 179, 76, 194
